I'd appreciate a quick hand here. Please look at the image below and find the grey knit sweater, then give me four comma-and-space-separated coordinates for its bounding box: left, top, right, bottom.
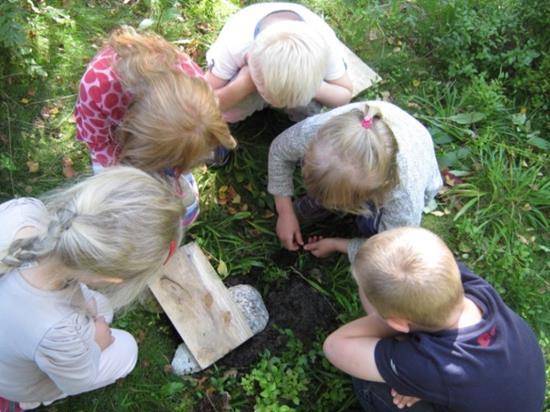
268, 101, 443, 262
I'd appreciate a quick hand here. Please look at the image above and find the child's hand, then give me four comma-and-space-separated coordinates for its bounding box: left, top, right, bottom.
94, 317, 115, 351
304, 236, 342, 257
276, 210, 304, 251
391, 388, 421, 409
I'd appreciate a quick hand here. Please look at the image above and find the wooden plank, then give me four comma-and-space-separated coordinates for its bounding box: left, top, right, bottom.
149, 243, 253, 369
338, 40, 382, 97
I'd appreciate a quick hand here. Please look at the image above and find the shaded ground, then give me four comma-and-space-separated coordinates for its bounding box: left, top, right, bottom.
221, 262, 340, 368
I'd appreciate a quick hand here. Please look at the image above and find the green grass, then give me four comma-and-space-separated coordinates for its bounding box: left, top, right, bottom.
0, 0, 548, 410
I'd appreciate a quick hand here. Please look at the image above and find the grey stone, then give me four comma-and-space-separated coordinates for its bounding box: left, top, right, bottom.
171, 284, 269, 375
171, 343, 202, 376
228, 284, 269, 335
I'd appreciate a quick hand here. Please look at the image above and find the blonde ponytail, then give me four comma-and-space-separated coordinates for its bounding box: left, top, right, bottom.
303, 104, 399, 213
2, 166, 186, 310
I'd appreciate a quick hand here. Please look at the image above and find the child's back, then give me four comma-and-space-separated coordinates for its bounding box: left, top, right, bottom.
324, 227, 545, 412
374, 263, 545, 411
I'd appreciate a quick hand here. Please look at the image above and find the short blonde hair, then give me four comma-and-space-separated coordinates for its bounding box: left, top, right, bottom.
108, 27, 236, 172
1, 166, 185, 310
303, 105, 399, 214
352, 227, 463, 329
249, 20, 329, 108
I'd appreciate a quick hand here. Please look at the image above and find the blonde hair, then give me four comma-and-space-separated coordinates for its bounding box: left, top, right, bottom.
1, 166, 185, 310
303, 105, 399, 214
352, 227, 463, 329
108, 27, 236, 172
249, 20, 328, 108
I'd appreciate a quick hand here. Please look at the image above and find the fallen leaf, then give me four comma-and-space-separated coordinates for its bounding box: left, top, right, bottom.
442, 169, 464, 187
27, 160, 40, 173
232, 194, 241, 204
262, 210, 275, 218
368, 30, 378, 41
62, 156, 75, 178
20, 98, 29, 105
163, 364, 173, 374
227, 206, 237, 215
223, 369, 238, 379
135, 330, 146, 344
430, 210, 445, 217
517, 234, 530, 245
240, 204, 249, 211
217, 260, 228, 277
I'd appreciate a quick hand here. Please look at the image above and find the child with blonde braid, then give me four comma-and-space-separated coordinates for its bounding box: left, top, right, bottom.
268, 101, 442, 259
0, 167, 185, 410
75, 27, 237, 226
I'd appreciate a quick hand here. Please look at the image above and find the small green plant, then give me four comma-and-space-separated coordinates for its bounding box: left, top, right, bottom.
241, 330, 311, 411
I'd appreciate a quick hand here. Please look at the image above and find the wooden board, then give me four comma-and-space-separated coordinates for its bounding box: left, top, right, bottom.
149, 243, 253, 369
339, 40, 382, 97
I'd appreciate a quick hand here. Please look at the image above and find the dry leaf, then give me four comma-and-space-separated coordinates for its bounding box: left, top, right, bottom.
262, 210, 275, 218
27, 160, 39, 173
217, 260, 228, 277
227, 206, 237, 215
430, 210, 445, 217
442, 169, 464, 187
223, 369, 238, 379
232, 194, 241, 204
368, 30, 378, 41
20, 98, 29, 105
62, 157, 75, 178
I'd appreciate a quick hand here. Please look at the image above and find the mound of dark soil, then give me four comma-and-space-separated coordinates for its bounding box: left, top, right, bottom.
220, 268, 339, 368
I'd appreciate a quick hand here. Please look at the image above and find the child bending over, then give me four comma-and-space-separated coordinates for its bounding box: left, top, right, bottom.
268, 101, 442, 258
75, 27, 236, 225
205, 2, 353, 123
324, 227, 545, 412
0, 167, 185, 410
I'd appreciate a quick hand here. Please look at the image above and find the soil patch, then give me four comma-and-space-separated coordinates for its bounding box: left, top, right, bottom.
220, 267, 339, 368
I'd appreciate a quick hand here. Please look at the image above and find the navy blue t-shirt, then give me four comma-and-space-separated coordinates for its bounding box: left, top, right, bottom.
374, 263, 545, 412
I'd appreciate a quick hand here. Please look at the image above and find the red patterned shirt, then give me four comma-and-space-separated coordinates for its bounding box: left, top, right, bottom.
75, 47, 204, 167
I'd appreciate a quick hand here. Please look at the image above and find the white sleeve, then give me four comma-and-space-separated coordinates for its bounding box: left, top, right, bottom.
324, 39, 347, 81
35, 312, 102, 396
206, 16, 247, 80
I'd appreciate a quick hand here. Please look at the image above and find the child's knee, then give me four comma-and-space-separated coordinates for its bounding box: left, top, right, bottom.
109, 329, 138, 378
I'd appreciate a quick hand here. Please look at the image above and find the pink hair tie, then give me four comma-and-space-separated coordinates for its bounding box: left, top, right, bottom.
361, 116, 373, 129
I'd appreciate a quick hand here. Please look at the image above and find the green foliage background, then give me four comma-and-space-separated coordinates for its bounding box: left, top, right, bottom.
0, 0, 548, 410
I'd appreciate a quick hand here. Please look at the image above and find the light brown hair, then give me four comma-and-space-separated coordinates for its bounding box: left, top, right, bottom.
352, 227, 463, 329
302, 105, 399, 214
108, 27, 236, 172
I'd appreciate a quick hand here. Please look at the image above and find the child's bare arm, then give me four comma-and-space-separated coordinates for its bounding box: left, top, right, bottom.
205, 67, 257, 111
275, 195, 303, 250
315, 73, 353, 107
323, 315, 398, 382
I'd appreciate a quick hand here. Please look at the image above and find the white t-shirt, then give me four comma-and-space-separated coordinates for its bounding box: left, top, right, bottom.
206, 2, 346, 122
